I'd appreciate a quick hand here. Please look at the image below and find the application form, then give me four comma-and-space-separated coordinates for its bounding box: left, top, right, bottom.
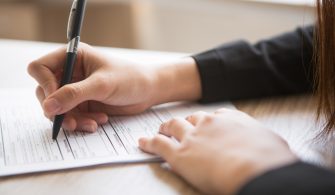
0, 89, 233, 176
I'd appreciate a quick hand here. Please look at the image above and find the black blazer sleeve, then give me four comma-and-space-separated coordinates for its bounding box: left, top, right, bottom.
237, 162, 335, 195
192, 26, 314, 103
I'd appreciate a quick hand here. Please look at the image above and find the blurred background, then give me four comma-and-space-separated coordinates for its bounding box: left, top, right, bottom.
0, 0, 315, 53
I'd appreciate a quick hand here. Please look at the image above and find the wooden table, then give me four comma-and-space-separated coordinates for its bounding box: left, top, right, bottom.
0, 39, 327, 195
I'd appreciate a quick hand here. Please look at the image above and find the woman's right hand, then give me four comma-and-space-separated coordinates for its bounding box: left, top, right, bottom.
28, 43, 201, 132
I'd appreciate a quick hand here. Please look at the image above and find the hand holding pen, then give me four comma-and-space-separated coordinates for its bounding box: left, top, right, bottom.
27, 1, 201, 140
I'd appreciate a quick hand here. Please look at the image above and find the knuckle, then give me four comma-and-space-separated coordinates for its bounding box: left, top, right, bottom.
192, 111, 207, 119
185, 115, 192, 121
43, 112, 53, 121
35, 86, 43, 96
169, 118, 181, 126
202, 114, 215, 124
169, 118, 179, 124
27, 60, 38, 76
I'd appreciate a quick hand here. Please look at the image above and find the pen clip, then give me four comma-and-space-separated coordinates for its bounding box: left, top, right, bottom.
67, 0, 78, 41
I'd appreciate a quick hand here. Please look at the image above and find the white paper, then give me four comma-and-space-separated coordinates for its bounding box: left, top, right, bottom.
0, 89, 234, 176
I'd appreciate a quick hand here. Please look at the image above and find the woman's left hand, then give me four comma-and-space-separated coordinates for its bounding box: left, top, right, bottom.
139, 108, 298, 195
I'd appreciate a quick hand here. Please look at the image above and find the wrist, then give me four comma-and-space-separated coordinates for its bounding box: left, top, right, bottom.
222, 150, 298, 195
152, 57, 202, 105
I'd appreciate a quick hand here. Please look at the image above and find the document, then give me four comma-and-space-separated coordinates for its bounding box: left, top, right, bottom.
0, 89, 233, 176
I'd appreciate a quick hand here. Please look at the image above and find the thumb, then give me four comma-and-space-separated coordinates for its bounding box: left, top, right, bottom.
43, 76, 109, 116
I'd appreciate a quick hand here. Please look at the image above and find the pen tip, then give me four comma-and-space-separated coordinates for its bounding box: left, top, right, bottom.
52, 132, 58, 140
52, 127, 60, 140
52, 115, 65, 140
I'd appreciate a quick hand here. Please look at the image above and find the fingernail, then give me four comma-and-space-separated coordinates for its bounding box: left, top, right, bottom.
44, 98, 61, 114
82, 125, 95, 132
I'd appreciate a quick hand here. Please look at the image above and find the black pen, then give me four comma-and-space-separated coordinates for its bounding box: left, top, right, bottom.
52, 0, 87, 140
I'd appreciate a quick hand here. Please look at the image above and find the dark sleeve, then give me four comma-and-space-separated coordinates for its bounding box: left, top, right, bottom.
237, 162, 335, 195
192, 26, 314, 103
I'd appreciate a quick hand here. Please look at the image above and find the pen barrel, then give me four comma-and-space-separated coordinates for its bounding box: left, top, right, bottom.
52, 52, 77, 140
68, 0, 87, 40
60, 52, 77, 87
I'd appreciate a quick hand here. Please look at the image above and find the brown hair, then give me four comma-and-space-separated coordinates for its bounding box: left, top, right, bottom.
316, 0, 335, 135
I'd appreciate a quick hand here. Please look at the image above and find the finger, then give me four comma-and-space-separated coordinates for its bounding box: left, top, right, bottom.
42, 75, 108, 116
77, 112, 109, 124
28, 47, 67, 73
159, 117, 194, 141
139, 135, 178, 162
185, 111, 210, 126
72, 114, 98, 132
62, 115, 77, 131
28, 47, 67, 96
36, 86, 46, 106
63, 112, 108, 132
36, 86, 53, 120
